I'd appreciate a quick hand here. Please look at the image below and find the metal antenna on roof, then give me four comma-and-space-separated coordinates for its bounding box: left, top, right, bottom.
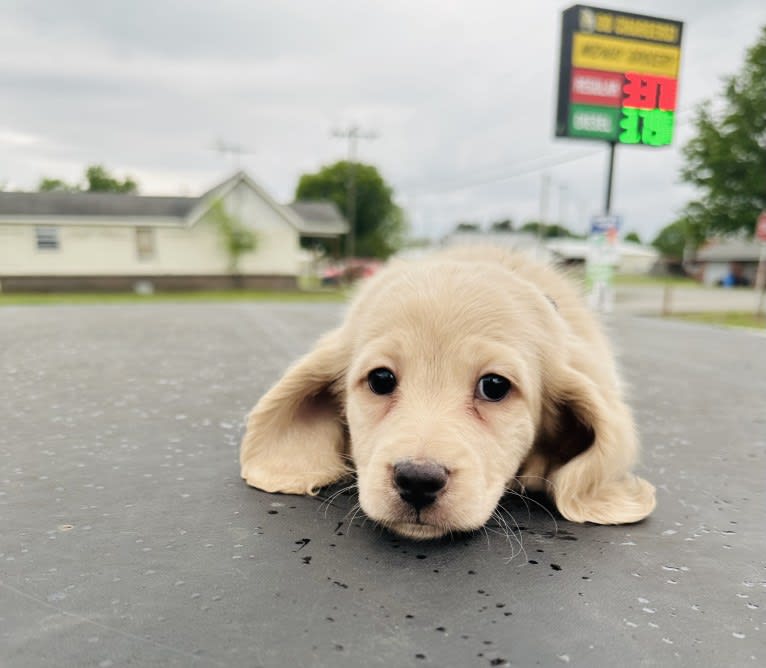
332, 125, 378, 259
211, 139, 254, 168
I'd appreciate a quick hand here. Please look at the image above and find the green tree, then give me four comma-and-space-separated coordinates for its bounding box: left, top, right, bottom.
38, 178, 78, 192
37, 165, 139, 194
520, 221, 578, 238
295, 161, 406, 258
85, 165, 138, 193
679, 25, 766, 237
624, 231, 642, 244
455, 222, 481, 232
490, 219, 514, 232
208, 199, 257, 274
651, 209, 708, 259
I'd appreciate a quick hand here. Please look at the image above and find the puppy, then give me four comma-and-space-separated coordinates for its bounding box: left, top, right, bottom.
240, 247, 655, 540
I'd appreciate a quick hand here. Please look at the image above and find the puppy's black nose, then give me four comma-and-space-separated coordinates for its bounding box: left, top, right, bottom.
393, 460, 448, 510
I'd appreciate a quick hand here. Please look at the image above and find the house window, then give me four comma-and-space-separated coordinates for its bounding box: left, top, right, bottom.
35, 226, 59, 250
136, 227, 155, 260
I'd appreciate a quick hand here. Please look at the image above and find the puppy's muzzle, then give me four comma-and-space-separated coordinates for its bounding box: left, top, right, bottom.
393, 459, 448, 510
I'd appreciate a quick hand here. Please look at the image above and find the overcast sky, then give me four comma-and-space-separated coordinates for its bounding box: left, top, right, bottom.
1, 0, 764, 241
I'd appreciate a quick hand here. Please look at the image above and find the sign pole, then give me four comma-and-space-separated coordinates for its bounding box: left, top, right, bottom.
604, 141, 616, 215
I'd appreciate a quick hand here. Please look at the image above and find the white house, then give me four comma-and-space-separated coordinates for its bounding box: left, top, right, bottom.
0, 171, 348, 292
695, 237, 763, 286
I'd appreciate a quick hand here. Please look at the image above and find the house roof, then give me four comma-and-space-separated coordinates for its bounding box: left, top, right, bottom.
696, 238, 764, 262
287, 201, 349, 237
0, 172, 346, 239
546, 238, 659, 260
0, 190, 200, 218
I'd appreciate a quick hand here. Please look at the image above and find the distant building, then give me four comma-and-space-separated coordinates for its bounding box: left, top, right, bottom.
287, 200, 348, 257
438, 230, 659, 274
546, 239, 660, 274
0, 171, 347, 292
695, 238, 763, 286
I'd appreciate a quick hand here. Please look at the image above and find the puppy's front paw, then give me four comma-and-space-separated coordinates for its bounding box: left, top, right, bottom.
241, 458, 347, 496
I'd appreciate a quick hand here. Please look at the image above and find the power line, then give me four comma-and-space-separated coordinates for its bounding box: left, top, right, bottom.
401, 106, 698, 199
404, 147, 605, 197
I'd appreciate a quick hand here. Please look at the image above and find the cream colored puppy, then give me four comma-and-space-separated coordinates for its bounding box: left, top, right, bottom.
240, 247, 655, 540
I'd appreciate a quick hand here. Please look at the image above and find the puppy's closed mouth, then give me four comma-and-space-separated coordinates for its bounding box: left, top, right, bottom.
383, 502, 470, 540
385, 520, 450, 541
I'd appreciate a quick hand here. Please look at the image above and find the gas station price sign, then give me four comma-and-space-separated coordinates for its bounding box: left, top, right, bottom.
556, 5, 683, 147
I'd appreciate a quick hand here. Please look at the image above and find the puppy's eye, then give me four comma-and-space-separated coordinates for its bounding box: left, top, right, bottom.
475, 374, 512, 402
367, 368, 397, 395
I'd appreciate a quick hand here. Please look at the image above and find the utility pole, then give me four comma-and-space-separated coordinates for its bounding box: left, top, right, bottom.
332, 125, 377, 258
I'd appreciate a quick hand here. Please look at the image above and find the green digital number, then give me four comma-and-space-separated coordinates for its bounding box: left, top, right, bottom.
619, 108, 674, 146
642, 109, 674, 146
619, 108, 641, 144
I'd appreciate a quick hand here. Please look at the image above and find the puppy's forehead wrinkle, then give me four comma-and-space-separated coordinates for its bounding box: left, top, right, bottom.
350, 265, 555, 353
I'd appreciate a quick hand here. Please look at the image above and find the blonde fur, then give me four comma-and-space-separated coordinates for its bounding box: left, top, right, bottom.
240, 247, 655, 539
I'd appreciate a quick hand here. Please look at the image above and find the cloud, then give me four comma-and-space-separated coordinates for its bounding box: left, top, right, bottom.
0, 0, 763, 241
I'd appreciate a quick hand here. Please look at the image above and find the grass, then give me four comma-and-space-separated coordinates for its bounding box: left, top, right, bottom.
670, 311, 766, 330
0, 289, 349, 307
613, 274, 700, 287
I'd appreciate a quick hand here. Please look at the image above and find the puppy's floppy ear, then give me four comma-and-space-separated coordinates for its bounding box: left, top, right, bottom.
540, 366, 656, 524
240, 327, 350, 495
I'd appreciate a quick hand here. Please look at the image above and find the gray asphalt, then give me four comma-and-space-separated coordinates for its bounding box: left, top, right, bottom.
1, 303, 764, 667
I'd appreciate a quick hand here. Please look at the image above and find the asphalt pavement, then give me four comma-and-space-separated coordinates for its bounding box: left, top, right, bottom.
1, 302, 764, 667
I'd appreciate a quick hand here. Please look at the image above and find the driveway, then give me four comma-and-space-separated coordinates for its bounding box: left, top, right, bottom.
1, 303, 763, 667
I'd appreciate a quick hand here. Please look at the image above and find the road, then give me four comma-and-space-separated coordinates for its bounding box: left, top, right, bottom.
1, 303, 764, 667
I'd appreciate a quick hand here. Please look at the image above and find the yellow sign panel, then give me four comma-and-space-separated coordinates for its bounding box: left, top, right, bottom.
592, 11, 681, 44
572, 32, 680, 78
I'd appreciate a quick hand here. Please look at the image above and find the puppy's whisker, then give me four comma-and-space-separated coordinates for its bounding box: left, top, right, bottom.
316, 483, 356, 507
492, 507, 527, 562
503, 483, 560, 536
493, 504, 521, 548
345, 502, 368, 535
486, 515, 512, 548
490, 508, 513, 542
511, 474, 558, 493
336, 501, 361, 532
316, 482, 359, 516
488, 516, 516, 559
481, 525, 491, 550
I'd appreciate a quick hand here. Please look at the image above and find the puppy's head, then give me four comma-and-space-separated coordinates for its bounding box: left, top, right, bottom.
240, 253, 655, 539
344, 260, 554, 539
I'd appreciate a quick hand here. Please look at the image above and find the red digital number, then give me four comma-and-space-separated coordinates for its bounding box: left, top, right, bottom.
623, 73, 678, 111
